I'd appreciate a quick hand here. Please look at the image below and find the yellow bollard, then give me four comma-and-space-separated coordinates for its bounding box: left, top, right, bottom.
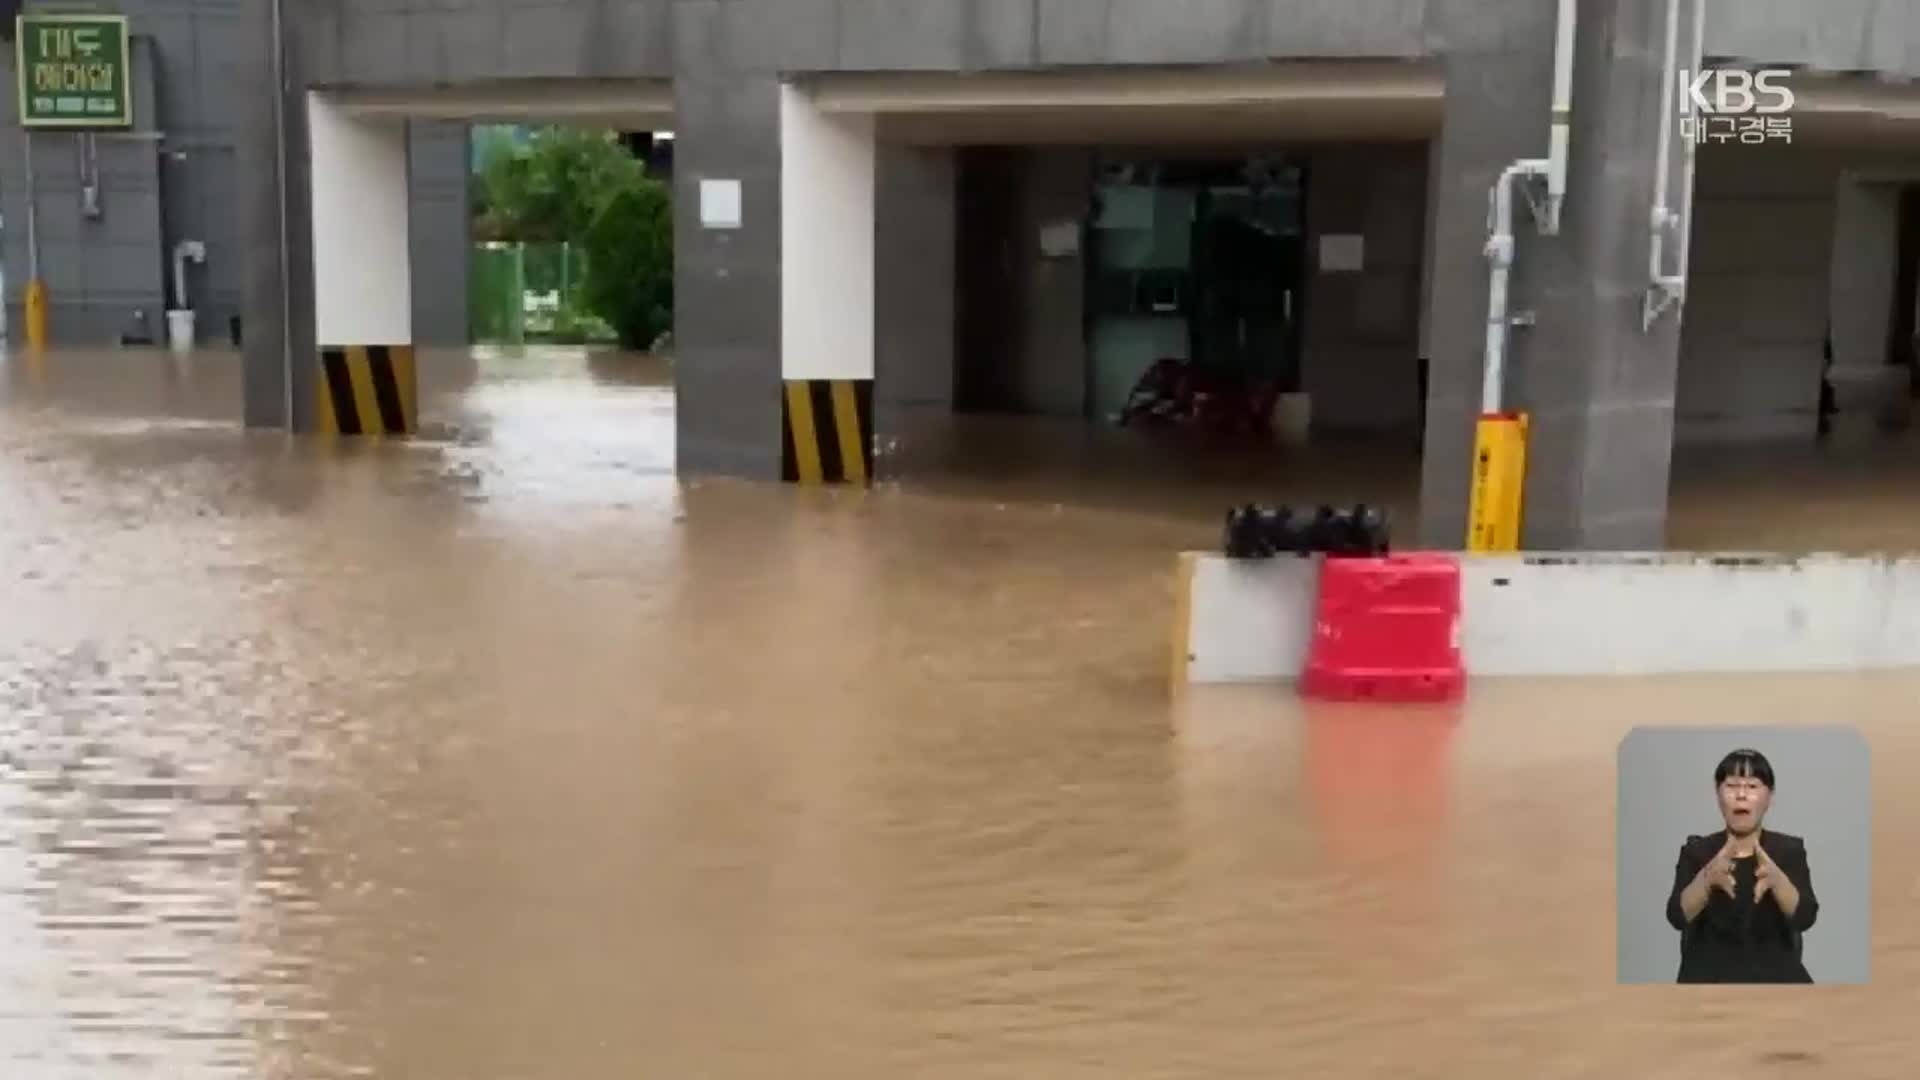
1466, 412, 1529, 552
24, 280, 49, 351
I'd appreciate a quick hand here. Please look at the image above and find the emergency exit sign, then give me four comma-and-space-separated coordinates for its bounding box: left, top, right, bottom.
14, 12, 132, 128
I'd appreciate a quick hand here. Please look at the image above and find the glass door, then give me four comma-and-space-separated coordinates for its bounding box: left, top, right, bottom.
1189, 158, 1304, 393
1085, 160, 1196, 423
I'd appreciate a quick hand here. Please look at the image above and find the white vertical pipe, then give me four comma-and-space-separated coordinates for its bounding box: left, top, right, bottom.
1544, 0, 1578, 232
1649, 0, 1682, 288
1479, 0, 1579, 412
23, 133, 40, 282
1483, 163, 1535, 414
1669, 0, 1706, 293
270, 0, 293, 423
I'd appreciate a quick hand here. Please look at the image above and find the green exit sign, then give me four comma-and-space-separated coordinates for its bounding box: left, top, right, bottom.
14, 12, 132, 128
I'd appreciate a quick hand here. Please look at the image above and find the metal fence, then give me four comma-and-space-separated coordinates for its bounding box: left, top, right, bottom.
468, 241, 613, 345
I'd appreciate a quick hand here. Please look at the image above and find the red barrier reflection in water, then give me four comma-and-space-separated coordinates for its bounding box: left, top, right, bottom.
1304, 701, 1462, 870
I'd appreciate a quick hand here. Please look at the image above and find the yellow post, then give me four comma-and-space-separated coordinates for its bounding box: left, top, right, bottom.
1466, 412, 1529, 552
24, 280, 49, 351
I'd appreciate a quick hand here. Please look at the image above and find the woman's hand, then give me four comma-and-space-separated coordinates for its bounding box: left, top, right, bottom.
1674, 834, 1746, 927
1754, 841, 1800, 915
1700, 835, 1739, 898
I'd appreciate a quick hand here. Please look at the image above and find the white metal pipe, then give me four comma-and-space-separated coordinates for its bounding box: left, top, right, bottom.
1649, 0, 1682, 290
270, 0, 293, 425
1478, 0, 1579, 415
1484, 171, 1514, 413
1544, 0, 1578, 232
23, 133, 40, 282
1484, 161, 1546, 414
1668, 0, 1706, 296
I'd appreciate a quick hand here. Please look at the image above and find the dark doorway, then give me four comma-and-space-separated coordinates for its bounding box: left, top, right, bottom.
953, 148, 1026, 414
1084, 155, 1307, 423
1887, 184, 1920, 397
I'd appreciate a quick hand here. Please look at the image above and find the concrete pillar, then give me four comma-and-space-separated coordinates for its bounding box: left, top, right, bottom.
1420, 0, 1694, 550
236, 0, 314, 430
1516, 0, 1694, 549
778, 84, 876, 484
667, 46, 783, 480
306, 94, 416, 436
1419, 6, 1559, 548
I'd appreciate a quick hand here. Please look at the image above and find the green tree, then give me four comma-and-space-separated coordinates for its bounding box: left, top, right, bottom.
473, 127, 642, 243
581, 172, 675, 351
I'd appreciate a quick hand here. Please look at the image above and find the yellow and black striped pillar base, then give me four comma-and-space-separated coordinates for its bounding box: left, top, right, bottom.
317, 344, 417, 436
782, 378, 874, 485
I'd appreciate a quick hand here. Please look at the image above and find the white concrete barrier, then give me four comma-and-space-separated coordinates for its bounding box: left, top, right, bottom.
1171, 551, 1920, 686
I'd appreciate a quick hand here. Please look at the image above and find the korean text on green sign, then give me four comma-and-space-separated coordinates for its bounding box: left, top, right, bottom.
14, 13, 133, 129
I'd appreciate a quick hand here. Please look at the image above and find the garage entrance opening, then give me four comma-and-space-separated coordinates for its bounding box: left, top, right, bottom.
301, 80, 675, 446
955, 150, 1310, 437
795, 63, 1445, 517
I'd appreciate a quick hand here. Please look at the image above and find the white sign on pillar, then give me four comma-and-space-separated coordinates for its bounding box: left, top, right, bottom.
699, 179, 743, 229
779, 83, 875, 382
308, 92, 413, 348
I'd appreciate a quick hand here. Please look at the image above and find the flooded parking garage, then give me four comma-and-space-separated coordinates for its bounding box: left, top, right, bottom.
4, 346, 1920, 1078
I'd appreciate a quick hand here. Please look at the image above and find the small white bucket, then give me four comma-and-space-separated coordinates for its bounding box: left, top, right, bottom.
165, 309, 197, 353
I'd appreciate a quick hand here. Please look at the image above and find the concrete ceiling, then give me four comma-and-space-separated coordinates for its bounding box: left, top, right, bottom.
809, 61, 1444, 146
1788, 76, 1920, 144
320, 79, 673, 127
873, 101, 1439, 145
306, 65, 1920, 149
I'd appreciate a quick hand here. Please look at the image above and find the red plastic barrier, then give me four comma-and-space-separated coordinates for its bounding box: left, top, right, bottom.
1301, 554, 1464, 702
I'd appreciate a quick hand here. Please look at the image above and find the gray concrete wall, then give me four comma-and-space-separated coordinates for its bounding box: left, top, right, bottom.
1707, 0, 1920, 75
1677, 146, 1837, 445
1676, 145, 1920, 445
677, 0, 1437, 74
284, 0, 1920, 85
1829, 179, 1899, 380
1417, 4, 1562, 547
291, 0, 674, 87
237, 0, 315, 428
1423, 0, 1698, 550
409, 121, 472, 347
875, 143, 957, 426
291, 0, 1467, 91
950, 145, 1088, 420
145, 2, 242, 347
668, 10, 782, 478
1524, 0, 1696, 550
1013, 147, 1093, 418
1302, 142, 1429, 434
2, 2, 469, 352
2, 35, 165, 345
307, 0, 1675, 88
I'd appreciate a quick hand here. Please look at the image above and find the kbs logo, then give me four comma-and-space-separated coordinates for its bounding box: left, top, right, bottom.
1681, 69, 1795, 115
1678, 69, 1795, 145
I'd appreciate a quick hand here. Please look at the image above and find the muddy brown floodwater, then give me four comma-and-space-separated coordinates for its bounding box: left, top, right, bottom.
3, 346, 1919, 1078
